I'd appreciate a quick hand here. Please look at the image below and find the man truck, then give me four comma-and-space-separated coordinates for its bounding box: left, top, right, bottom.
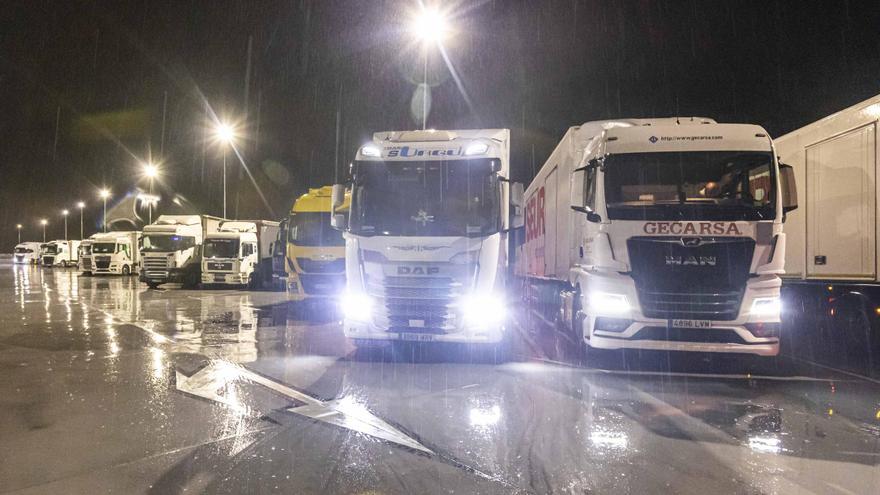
89, 231, 141, 275
285, 186, 348, 307
520, 118, 797, 357
331, 129, 524, 349
201, 220, 280, 288
140, 215, 224, 289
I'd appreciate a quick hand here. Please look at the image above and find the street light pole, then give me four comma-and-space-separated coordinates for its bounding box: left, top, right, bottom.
213, 122, 235, 219
40, 220, 47, 243
62, 210, 69, 241
77, 202, 85, 239
16, 224, 22, 244
99, 189, 110, 232
222, 148, 227, 218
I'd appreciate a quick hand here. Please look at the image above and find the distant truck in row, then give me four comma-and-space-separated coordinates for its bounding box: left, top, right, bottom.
41, 240, 80, 267
519, 118, 797, 357
13, 242, 43, 264
201, 220, 279, 289
332, 129, 523, 349
140, 215, 224, 288
285, 186, 348, 306
85, 231, 141, 275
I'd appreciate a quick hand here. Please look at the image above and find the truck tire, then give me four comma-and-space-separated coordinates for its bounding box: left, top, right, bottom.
146, 281, 160, 289
122, 265, 130, 276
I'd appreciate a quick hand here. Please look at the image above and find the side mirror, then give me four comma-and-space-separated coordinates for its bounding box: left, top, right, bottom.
330, 213, 347, 231
510, 182, 524, 229
570, 168, 586, 210
330, 184, 345, 212
779, 163, 798, 215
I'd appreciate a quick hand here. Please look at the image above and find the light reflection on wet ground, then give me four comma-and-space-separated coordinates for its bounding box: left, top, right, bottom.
1, 263, 879, 494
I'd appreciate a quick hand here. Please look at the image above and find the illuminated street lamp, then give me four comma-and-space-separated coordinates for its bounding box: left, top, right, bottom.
40, 219, 48, 243
409, 7, 452, 130
77, 202, 85, 239
143, 162, 159, 223
16, 224, 22, 244
212, 122, 237, 219
62, 209, 69, 241
99, 189, 110, 232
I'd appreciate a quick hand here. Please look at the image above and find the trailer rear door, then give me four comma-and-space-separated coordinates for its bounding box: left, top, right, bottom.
806, 123, 876, 279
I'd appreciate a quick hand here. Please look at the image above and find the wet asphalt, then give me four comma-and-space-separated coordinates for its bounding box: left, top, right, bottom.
1, 263, 879, 494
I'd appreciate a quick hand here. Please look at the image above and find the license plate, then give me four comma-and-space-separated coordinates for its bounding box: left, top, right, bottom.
670, 319, 712, 329
408, 319, 425, 328
400, 332, 435, 342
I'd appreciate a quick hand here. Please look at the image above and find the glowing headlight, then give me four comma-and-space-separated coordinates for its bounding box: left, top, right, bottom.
461, 293, 505, 327
360, 145, 381, 157
750, 297, 782, 318
589, 292, 631, 315
464, 142, 489, 156
341, 292, 373, 321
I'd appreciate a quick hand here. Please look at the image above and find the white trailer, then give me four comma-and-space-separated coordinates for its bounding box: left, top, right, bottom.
520, 118, 797, 357
13, 242, 43, 264
201, 220, 280, 288
140, 215, 225, 288
775, 94, 880, 282
89, 231, 141, 275
331, 129, 524, 349
41, 240, 80, 267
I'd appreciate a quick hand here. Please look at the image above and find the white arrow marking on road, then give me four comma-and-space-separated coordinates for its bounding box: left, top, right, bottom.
176, 360, 432, 454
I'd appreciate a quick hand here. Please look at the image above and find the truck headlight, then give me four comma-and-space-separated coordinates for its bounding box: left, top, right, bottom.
341, 292, 373, 321
462, 293, 505, 327
750, 297, 782, 318
589, 292, 631, 315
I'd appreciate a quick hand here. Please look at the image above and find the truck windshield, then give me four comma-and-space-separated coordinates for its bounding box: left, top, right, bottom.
203, 238, 239, 258
141, 235, 196, 252
350, 158, 501, 237
92, 243, 115, 254
14, 247, 32, 254
288, 212, 343, 246
80, 245, 91, 255
604, 151, 776, 221
45, 245, 58, 254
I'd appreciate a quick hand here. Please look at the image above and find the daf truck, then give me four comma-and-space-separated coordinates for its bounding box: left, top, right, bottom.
13, 242, 43, 264
285, 186, 348, 306
89, 231, 141, 275
331, 129, 524, 348
202, 220, 280, 288
41, 240, 80, 267
520, 118, 797, 357
140, 215, 224, 289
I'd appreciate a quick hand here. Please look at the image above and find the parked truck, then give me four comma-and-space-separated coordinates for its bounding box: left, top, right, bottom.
140, 215, 224, 288
89, 231, 141, 275
41, 240, 80, 267
331, 129, 523, 349
78, 239, 93, 274
285, 186, 348, 306
13, 242, 43, 264
201, 220, 280, 288
519, 118, 797, 357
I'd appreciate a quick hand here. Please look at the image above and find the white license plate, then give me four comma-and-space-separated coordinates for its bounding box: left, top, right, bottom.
400, 332, 435, 342
670, 319, 712, 329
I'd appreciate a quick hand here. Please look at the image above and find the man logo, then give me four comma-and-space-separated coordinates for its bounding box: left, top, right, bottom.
680, 237, 702, 247
649, 135, 659, 143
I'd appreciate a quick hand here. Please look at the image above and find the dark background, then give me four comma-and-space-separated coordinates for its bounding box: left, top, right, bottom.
2, 0, 879, 247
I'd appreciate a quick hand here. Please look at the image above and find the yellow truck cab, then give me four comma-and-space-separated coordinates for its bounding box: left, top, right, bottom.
286, 186, 349, 304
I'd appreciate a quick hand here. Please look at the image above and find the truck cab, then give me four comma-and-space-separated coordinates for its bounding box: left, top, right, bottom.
522, 118, 797, 357
140, 215, 224, 288
13, 242, 43, 264
89, 231, 140, 275
202, 220, 279, 288
285, 186, 348, 304
41, 240, 80, 267
332, 129, 523, 348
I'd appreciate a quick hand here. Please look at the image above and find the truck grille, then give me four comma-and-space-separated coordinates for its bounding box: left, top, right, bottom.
297, 258, 345, 274
43, 256, 55, 266
299, 273, 345, 295
95, 256, 111, 270
143, 256, 169, 278
14, 255, 24, 263
627, 237, 754, 321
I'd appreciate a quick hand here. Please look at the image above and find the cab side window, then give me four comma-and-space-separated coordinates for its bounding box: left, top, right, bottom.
584, 166, 597, 210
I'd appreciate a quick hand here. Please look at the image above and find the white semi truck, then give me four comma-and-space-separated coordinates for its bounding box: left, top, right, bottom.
89, 231, 141, 275
331, 129, 524, 348
201, 220, 280, 288
520, 118, 797, 357
41, 240, 80, 267
140, 215, 224, 288
13, 242, 43, 264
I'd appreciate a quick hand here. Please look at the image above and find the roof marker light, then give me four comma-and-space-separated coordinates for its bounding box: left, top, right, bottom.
464, 142, 489, 156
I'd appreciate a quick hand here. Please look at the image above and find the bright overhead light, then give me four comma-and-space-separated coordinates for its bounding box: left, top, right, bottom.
99, 189, 110, 199
214, 121, 236, 145
77, 202, 85, 209
40, 219, 48, 226
16, 224, 22, 229
143, 163, 159, 178
411, 7, 451, 43
62, 209, 69, 216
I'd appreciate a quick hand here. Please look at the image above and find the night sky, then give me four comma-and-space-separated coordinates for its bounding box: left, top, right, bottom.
2, 0, 880, 248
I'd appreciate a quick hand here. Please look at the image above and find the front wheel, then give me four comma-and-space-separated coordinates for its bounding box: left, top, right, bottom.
146, 281, 160, 289
121, 265, 131, 276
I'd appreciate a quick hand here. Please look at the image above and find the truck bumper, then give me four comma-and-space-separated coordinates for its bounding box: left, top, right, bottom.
202, 271, 249, 285
344, 319, 506, 345
140, 268, 188, 285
